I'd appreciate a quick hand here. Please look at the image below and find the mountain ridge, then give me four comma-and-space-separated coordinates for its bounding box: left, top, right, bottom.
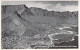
30, 7, 78, 17
2, 4, 78, 20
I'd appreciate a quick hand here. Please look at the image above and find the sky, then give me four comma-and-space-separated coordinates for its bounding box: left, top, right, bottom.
2, 1, 78, 12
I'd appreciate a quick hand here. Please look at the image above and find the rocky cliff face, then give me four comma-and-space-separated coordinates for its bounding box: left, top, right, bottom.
30, 7, 78, 18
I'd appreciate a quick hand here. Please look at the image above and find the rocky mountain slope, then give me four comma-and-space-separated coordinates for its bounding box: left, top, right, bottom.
30, 7, 78, 18
1, 4, 78, 49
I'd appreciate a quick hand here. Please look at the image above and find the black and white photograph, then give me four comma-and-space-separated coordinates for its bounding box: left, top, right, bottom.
1, 1, 78, 49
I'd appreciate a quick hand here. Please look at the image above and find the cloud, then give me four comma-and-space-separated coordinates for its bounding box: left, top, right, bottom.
2, 1, 78, 12
25, 2, 51, 9
25, 2, 78, 12
46, 3, 78, 12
